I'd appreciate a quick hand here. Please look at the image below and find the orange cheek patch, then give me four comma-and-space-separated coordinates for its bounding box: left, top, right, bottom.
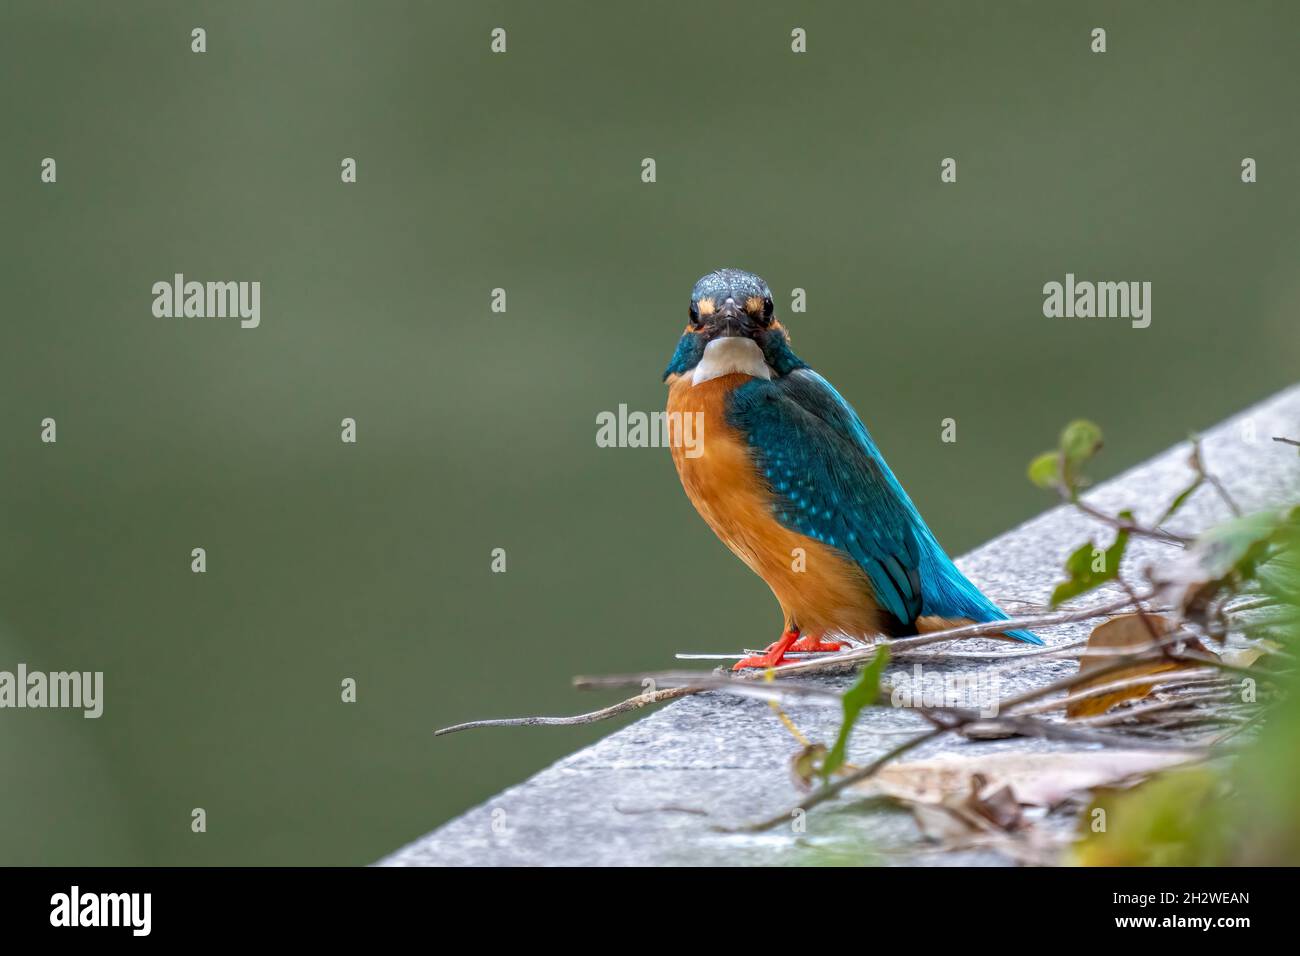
697, 298, 716, 318
744, 295, 764, 315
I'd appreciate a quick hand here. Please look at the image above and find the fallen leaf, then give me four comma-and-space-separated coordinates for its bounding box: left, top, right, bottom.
967, 775, 1024, 830
911, 802, 977, 842
887, 753, 1169, 867
858, 749, 1201, 809
908, 809, 1065, 865
909, 774, 1024, 844
1067, 613, 1210, 718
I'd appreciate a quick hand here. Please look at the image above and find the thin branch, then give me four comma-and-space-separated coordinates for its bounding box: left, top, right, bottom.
1227, 595, 1284, 613
1190, 440, 1242, 517
720, 727, 949, 833
759, 590, 1155, 679
570, 625, 1226, 834
1119, 577, 1164, 644
1211, 704, 1272, 745
1069, 494, 1191, 545
1167, 647, 1287, 680
1074, 688, 1236, 728
433, 687, 695, 736
1008, 668, 1220, 718
575, 671, 844, 703
724, 684, 1212, 834
997, 648, 1194, 713
435, 591, 1155, 735
894, 637, 1090, 662
580, 671, 1208, 750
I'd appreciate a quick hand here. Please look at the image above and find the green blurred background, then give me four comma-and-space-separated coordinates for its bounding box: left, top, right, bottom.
0, 1, 1296, 864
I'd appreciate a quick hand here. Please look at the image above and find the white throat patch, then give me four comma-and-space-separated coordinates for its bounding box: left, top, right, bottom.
691, 336, 774, 386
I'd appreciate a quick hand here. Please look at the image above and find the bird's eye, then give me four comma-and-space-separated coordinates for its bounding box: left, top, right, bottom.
688, 303, 701, 326
762, 296, 774, 320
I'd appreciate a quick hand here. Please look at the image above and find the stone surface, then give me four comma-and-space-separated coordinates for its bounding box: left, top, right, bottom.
381, 386, 1300, 866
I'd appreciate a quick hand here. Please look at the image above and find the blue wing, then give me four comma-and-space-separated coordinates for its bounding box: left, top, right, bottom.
726, 368, 1040, 643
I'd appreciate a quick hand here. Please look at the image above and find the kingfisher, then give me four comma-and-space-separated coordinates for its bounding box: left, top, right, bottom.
663, 268, 1041, 670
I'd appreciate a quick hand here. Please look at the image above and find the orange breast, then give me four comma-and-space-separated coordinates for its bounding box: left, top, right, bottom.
665, 372, 884, 640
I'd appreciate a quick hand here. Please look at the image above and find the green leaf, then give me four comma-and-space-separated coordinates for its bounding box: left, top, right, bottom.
1060, 419, 1103, 469
1152, 507, 1299, 621
1190, 508, 1293, 582
1030, 419, 1103, 495
1156, 435, 1205, 525
1157, 476, 1202, 526
1051, 514, 1131, 607
1027, 452, 1062, 489
1180, 509, 1300, 590
1074, 767, 1230, 866
822, 647, 889, 780
1256, 512, 1300, 607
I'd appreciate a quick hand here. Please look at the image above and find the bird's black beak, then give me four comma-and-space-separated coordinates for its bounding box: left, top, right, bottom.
711, 298, 753, 338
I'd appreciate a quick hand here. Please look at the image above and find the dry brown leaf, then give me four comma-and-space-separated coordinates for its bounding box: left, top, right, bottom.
909, 774, 1024, 842
910, 802, 976, 841
883, 755, 1195, 866
789, 743, 826, 791
968, 775, 1024, 830
908, 806, 1065, 865
1067, 613, 1211, 718
859, 749, 1201, 809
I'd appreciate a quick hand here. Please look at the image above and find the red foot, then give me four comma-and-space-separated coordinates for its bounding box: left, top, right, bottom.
789, 635, 843, 653
733, 628, 840, 670
733, 628, 797, 670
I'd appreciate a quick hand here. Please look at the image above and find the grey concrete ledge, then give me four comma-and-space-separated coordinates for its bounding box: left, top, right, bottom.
381, 385, 1300, 866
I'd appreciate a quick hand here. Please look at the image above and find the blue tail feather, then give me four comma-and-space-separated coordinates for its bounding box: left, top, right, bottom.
919, 545, 1043, 645
1003, 627, 1044, 646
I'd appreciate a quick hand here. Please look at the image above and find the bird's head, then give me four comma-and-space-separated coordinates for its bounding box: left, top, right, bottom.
663, 268, 805, 383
